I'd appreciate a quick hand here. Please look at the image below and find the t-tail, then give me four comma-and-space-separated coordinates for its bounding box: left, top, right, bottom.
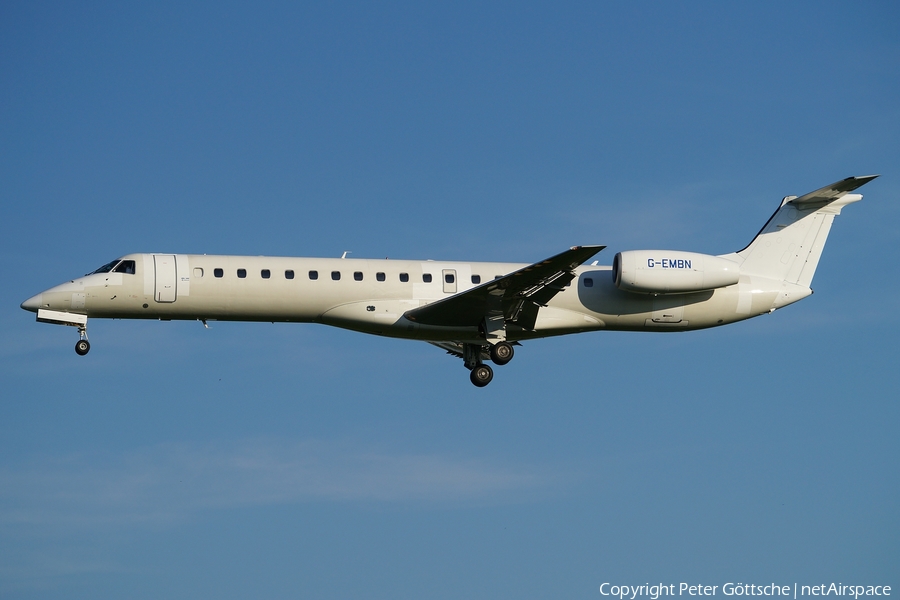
719, 175, 878, 307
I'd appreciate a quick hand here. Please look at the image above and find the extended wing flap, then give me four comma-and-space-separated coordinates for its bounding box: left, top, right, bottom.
428, 341, 493, 360
405, 245, 604, 328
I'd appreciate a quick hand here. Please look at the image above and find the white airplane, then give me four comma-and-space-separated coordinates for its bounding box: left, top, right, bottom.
21, 176, 877, 386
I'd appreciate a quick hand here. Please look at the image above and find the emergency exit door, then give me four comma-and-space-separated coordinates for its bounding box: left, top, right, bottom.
442, 269, 457, 294
154, 255, 177, 302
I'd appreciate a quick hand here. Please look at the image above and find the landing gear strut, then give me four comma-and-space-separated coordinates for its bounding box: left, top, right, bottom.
462, 341, 516, 386
74, 324, 90, 356
463, 343, 492, 387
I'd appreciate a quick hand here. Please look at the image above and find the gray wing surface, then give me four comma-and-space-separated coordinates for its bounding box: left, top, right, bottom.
404, 245, 605, 331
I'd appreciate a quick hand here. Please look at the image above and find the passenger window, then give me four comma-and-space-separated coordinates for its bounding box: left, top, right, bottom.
214, 268, 224, 278
400, 273, 409, 282
285, 270, 295, 279
112, 260, 136, 274
237, 269, 247, 278
193, 268, 204, 278
331, 271, 341, 281
423, 273, 432, 283
376, 272, 385, 282
309, 270, 318, 280
471, 275, 481, 284
354, 271, 363, 281
261, 269, 271, 279
584, 278, 593, 287
444, 273, 454, 284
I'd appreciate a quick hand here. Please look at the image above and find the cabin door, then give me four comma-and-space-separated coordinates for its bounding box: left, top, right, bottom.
154, 254, 177, 303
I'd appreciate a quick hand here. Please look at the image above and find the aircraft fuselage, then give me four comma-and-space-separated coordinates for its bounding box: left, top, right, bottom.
26, 253, 778, 344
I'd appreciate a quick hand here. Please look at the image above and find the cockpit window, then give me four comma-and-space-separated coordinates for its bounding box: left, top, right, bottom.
90, 259, 136, 275
112, 260, 136, 274
90, 259, 122, 274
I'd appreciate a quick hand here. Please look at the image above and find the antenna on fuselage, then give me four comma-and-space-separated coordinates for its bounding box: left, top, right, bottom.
341, 251, 351, 259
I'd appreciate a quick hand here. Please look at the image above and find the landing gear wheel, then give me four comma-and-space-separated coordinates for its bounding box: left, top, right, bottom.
470, 364, 493, 387
489, 342, 514, 365
75, 339, 91, 356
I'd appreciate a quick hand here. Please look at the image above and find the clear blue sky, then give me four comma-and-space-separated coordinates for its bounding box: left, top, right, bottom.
1, 2, 897, 598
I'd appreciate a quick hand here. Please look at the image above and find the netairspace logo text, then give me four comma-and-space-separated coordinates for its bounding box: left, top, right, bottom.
600, 583, 892, 600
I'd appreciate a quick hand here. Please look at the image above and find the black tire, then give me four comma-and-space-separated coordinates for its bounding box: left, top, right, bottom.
470, 364, 493, 387
489, 342, 514, 365
75, 340, 90, 356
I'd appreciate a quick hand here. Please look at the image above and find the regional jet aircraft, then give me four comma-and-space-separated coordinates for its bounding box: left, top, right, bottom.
21, 176, 877, 386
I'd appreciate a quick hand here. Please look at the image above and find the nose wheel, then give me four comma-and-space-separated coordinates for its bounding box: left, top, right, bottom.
74, 324, 90, 356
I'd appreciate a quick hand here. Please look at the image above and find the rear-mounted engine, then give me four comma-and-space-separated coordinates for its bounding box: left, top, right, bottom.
612, 250, 740, 294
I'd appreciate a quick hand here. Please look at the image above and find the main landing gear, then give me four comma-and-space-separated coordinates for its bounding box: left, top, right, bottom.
464, 341, 515, 387
74, 324, 90, 356
470, 364, 493, 387
489, 341, 514, 365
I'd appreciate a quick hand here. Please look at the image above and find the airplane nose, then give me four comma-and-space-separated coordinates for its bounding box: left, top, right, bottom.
20, 293, 42, 313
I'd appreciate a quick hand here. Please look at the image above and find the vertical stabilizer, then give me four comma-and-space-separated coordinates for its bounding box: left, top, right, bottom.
725, 176, 877, 286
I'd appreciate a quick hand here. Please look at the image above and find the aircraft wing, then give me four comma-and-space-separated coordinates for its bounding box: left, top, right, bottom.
790, 175, 878, 207
404, 245, 604, 330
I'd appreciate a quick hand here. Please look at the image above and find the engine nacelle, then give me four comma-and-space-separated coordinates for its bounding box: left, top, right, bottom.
612, 250, 741, 294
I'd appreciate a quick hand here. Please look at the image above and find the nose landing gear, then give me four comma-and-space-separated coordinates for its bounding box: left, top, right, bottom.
74, 324, 90, 356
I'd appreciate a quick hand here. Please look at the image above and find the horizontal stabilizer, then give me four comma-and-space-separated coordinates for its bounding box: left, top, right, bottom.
790, 175, 878, 207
